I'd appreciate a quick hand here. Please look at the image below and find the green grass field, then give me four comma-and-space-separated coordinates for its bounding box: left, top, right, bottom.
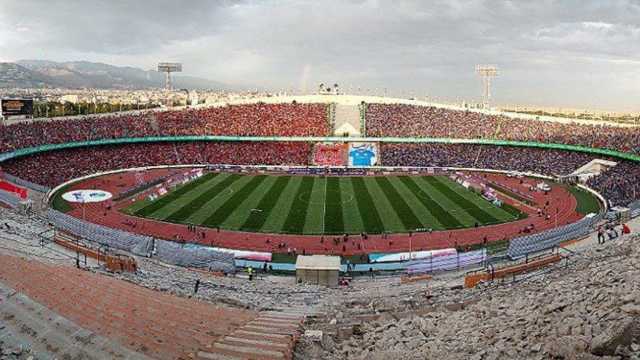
565, 185, 602, 215
125, 173, 526, 235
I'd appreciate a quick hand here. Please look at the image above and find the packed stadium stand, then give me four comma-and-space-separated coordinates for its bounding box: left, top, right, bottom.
0, 103, 330, 152
2, 96, 640, 359
1, 142, 312, 187
365, 103, 640, 154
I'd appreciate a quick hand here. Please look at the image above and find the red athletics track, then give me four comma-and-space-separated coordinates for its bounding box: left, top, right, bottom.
64, 168, 583, 256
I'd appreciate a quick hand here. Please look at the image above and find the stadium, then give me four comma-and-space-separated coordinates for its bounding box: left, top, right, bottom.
7, 0, 640, 357
2, 93, 640, 358
2, 95, 624, 256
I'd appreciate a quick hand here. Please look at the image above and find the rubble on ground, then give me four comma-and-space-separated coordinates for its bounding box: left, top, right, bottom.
296, 234, 640, 359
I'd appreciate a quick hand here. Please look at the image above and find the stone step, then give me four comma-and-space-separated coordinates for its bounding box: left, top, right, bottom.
223, 336, 290, 350
219, 337, 291, 356
232, 330, 292, 345
196, 351, 243, 360
247, 320, 300, 329
234, 330, 292, 341
261, 311, 307, 318
256, 316, 303, 324
243, 325, 299, 335
210, 342, 286, 359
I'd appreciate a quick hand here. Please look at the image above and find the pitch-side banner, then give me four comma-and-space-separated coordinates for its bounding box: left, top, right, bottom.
348, 142, 378, 166
406, 249, 487, 274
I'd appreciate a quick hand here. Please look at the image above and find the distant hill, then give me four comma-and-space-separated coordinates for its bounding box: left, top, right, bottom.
0, 62, 63, 88
0, 60, 231, 90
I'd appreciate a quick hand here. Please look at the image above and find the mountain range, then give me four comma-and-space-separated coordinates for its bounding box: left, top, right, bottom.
0, 60, 231, 90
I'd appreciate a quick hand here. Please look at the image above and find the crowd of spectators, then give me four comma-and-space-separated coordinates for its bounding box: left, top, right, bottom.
2, 140, 640, 206
366, 104, 640, 155
3, 101, 640, 157
381, 144, 598, 175
1, 142, 311, 187
382, 143, 640, 206
3, 101, 640, 207
0, 103, 329, 153
587, 161, 640, 207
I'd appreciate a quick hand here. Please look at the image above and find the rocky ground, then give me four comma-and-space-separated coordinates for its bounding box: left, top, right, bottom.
296, 234, 640, 359
0, 341, 32, 360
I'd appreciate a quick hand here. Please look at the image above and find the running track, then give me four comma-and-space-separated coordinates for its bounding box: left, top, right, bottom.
65, 168, 582, 256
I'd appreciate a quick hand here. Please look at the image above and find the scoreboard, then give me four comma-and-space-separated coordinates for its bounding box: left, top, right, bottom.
1, 99, 34, 118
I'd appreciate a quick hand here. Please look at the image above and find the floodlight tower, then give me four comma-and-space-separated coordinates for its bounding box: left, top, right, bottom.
157, 62, 182, 91
476, 65, 498, 108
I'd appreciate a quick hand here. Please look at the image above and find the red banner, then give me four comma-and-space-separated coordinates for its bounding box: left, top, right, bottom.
0, 180, 27, 199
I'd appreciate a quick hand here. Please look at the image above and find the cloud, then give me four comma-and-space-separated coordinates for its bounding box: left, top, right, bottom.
1, 0, 640, 110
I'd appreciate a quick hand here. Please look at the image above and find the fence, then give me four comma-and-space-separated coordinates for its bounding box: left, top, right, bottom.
507, 213, 603, 259
47, 209, 234, 272
2, 173, 50, 193
406, 249, 487, 275
0, 189, 21, 208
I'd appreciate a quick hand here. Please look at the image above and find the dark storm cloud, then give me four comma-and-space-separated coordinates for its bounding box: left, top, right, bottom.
1, 0, 640, 110
0, 0, 236, 53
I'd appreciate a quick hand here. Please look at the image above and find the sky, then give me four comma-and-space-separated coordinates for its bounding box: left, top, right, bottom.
1, 0, 640, 111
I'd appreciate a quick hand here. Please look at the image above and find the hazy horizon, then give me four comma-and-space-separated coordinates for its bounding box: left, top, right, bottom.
1, 0, 640, 111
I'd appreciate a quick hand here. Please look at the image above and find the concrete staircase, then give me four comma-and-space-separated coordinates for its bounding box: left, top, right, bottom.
334, 104, 362, 137
197, 310, 307, 360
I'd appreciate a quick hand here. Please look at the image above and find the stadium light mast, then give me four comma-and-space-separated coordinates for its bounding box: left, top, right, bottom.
476, 65, 498, 108
157, 62, 182, 91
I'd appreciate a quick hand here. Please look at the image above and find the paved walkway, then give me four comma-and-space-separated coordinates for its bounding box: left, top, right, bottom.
0, 254, 257, 359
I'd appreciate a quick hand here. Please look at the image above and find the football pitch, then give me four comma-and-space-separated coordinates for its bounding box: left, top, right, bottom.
125, 173, 526, 235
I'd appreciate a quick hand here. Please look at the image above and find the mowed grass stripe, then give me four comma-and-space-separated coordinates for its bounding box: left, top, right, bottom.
441, 178, 516, 222
241, 176, 291, 231
340, 178, 365, 234
134, 173, 217, 217
374, 177, 424, 230
185, 176, 254, 224
426, 176, 499, 224
414, 177, 478, 227
302, 178, 326, 234
203, 175, 268, 227
388, 177, 444, 230
260, 176, 303, 233
282, 177, 315, 233
399, 176, 464, 229
148, 173, 230, 219
165, 174, 241, 222
350, 177, 384, 233
364, 178, 407, 232
324, 177, 344, 234
434, 176, 514, 222
220, 176, 278, 229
